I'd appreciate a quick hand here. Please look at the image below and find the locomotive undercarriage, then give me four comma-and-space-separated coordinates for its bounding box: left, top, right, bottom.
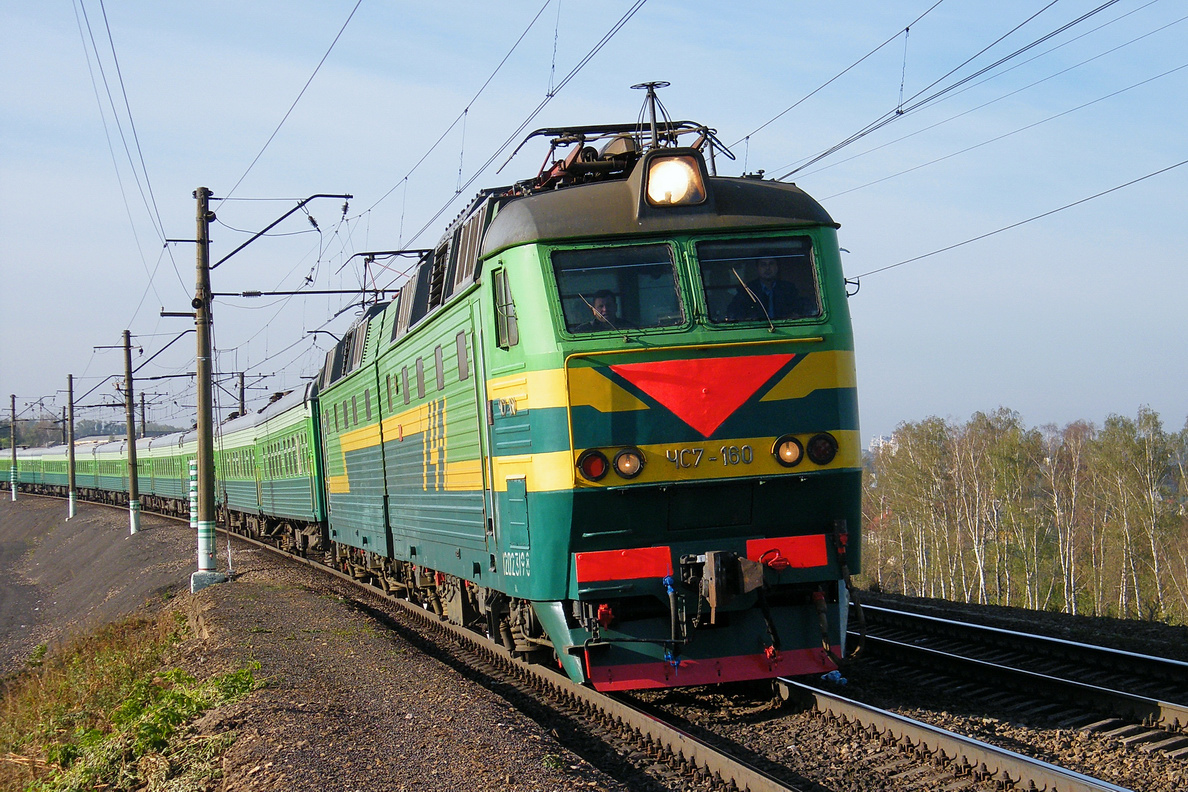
330, 543, 555, 660
570, 558, 845, 661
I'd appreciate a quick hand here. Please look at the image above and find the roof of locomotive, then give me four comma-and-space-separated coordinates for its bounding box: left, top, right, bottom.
480, 151, 836, 257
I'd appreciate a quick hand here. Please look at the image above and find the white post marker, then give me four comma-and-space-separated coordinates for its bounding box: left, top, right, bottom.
190, 457, 225, 592
189, 458, 198, 532
129, 498, 141, 535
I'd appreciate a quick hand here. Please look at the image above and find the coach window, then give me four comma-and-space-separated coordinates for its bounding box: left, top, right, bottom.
402, 366, 411, 405
416, 358, 425, 399
492, 268, 519, 348
352, 395, 359, 425
696, 236, 822, 324
434, 346, 445, 391
551, 243, 683, 333
364, 389, 372, 421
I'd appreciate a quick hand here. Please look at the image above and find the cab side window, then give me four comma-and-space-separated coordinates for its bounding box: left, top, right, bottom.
493, 268, 519, 348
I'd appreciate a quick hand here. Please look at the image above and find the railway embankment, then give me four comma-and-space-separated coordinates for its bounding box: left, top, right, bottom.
0, 498, 625, 791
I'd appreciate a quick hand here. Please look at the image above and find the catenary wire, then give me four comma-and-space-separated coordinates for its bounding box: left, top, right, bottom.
365, 0, 556, 215
387, 0, 649, 263
778, 0, 1126, 180
731, 0, 948, 147
221, 0, 365, 202
854, 158, 1188, 279
71, 0, 175, 311
823, 62, 1188, 201
790, 4, 1185, 184
78, 0, 189, 307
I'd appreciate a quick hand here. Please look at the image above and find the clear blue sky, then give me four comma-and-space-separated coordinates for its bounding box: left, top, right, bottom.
2, 0, 1185, 442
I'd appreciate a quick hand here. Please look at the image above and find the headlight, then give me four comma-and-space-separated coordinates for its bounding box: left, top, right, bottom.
577, 449, 609, 481
806, 433, 839, 465
773, 435, 803, 467
613, 448, 645, 479
645, 155, 706, 206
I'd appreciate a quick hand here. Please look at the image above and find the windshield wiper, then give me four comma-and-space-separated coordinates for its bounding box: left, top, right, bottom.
731, 268, 775, 332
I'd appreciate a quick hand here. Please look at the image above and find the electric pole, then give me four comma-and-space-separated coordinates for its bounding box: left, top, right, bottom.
184, 188, 348, 591
140, 392, 147, 438
238, 371, 246, 416
67, 375, 77, 519
123, 329, 141, 534
192, 187, 224, 592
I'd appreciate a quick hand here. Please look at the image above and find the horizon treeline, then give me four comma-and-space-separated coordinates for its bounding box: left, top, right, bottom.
861, 407, 1188, 624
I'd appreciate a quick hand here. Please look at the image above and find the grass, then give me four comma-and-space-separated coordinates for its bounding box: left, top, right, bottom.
0, 611, 258, 792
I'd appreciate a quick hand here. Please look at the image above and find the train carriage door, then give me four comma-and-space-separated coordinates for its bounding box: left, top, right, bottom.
503, 476, 530, 549
499, 476, 531, 581
254, 444, 263, 512
469, 299, 497, 556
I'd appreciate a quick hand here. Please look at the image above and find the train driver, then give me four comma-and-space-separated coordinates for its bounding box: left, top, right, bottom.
726, 257, 813, 320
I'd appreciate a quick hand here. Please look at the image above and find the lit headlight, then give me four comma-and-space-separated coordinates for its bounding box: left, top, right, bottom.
613, 447, 645, 479
806, 433, 839, 465
773, 435, 803, 467
645, 155, 706, 206
577, 449, 609, 481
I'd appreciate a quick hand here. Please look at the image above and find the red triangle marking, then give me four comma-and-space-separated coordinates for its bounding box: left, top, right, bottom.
609, 354, 795, 438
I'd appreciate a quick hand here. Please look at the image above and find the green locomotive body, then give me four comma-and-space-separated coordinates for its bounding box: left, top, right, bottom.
318, 131, 861, 689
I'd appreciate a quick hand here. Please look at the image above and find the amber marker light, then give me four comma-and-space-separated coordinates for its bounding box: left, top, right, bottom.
806, 433, 839, 465
773, 435, 803, 467
645, 155, 706, 206
577, 449, 610, 481
613, 447, 645, 479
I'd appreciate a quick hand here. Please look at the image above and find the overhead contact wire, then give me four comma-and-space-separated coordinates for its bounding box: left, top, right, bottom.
855, 159, 1188, 279
733, 0, 948, 147
391, 0, 649, 260
366, 0, 556, 215
780, 0, 1126, 180
790, 7, 1187, 184
223, 0, 365, 201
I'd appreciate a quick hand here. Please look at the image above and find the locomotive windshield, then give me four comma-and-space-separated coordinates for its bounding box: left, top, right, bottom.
552, 244, 684, 333
696, 236, 821, 324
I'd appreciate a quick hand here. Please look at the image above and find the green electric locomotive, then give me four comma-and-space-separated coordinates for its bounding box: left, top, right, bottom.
5, 102, 862, 692
319, 111, 862, 690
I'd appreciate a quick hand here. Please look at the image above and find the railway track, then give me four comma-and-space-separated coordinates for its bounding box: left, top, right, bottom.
11, 492, 797, 791
239, 525, 1148, 792
857, 604, 1188, 757
7, 492, 1156, 790
779, 678, 1134, 792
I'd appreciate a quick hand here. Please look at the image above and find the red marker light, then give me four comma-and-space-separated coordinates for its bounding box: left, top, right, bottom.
577, 449, 609, 481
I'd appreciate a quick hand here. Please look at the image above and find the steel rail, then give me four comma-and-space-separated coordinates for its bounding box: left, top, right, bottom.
857, 604, 1188, 730
863, 633, 1188, 731
778, 678, 1135, 792
861, 604, 1188, 680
